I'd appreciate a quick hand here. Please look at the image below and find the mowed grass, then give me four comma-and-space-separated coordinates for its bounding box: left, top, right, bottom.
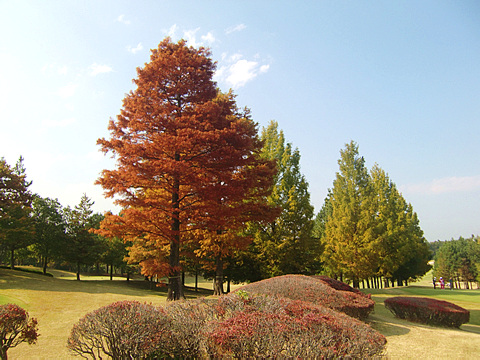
1, 267, 479, 360
363, 271, 480, 359
0, 267, 216, 359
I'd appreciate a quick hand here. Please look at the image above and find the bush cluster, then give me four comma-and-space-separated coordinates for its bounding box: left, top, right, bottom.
68, 292, 386, 359
236, 274, 375, 320
206, 292, 386, 358
311, 275, 370, 298
384, 296, 470, 328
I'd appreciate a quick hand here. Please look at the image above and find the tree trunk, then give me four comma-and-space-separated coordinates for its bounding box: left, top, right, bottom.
213, 256, 224, 296
76, 263, 81, 281
110, 264, 113, 280
10, 249, 15, 269
42, 256, 48, 275
0, 346, 8, 360
195, 267, 198, 292
167, 172, 184, 301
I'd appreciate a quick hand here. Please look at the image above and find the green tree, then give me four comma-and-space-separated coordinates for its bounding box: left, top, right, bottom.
321, 141, 377, 287
434, 236, 480, 288
249, 121, 315, 277
31, 196, 67, 274
0, 157, 34, 269
63, 194, 103, 280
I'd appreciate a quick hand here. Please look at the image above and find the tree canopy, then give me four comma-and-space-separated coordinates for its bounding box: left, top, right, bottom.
96, 38, 276, 299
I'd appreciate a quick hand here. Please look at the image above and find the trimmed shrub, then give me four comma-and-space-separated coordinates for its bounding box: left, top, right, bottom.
67, 301, 171, 359
236, 274, 375, 320
312, 275, 371, 298
205, 292, 386, 358
0, 304, 39, 360
384, 296, 470, 328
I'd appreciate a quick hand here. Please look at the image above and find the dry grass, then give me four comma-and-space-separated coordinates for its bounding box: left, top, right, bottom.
1, 267, 479, 359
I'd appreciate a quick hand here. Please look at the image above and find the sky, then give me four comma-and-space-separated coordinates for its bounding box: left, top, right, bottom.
1, 1, 479, 242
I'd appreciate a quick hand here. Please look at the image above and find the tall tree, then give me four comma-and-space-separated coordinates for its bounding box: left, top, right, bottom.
63, 194, 102, 280
321, 141, 377, 287
245, 121, 315, 278
0, 157, 34, 269
96, 38, 276, 300
31, 196, 67, 274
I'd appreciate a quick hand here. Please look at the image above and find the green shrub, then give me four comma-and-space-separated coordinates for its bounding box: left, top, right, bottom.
384, 296, 470, 328
236, 274, 375, 320
0, 304, 39, 360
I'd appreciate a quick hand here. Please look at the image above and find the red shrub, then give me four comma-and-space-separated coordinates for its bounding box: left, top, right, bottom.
205, 292, 386, 358
384, 296, 470, 328
67, 301, 171, 359
236, 274, 375, 320
312, 275, 371, 298
0, 304, 39, 360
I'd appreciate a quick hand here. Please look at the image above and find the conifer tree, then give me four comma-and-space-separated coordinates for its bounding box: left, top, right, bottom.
97, 39, 276, 299
321, 141, 377, 287
0, 157, 34, 269
249, 121, 315, 277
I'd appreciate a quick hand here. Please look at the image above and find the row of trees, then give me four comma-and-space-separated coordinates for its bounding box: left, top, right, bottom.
2, 38, 434, 298
433, 236, 480, 289
314, 141, 431, 288
0, 160, 127, 280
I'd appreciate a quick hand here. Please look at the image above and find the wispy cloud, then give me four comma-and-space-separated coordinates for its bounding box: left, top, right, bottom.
400, 175, 480, 194
89, 63, 113, 76
57, 83, 78, 98
214, 54, 270, 89
201, 32, 215, 44
117, 14, 131, 25
166, 24, 178, 38
127, 42, 143, 54
226, 24, 246, 34
183, 28, 201, 47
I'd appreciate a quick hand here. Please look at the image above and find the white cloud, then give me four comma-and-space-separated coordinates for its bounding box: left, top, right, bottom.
183, 28, 200, 47
127, 42, 143, 54
400, 175, 480, 195
166, 24, 178, 38
214, 55, 270, 89
57, 65, 68, 75
89, 63, 113, 76
117, 14, 131, 25
201, 32, 215, 44
226, 24, 246, 34
41, 117, 77, 128
57, 83, 78, 98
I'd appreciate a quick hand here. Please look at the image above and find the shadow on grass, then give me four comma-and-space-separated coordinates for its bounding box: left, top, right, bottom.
0, 268, 214, 299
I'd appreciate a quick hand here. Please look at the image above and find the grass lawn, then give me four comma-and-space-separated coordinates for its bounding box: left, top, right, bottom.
1, 267, 479, 359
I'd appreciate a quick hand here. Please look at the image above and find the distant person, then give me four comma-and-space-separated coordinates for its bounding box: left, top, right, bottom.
449, 278, 453, 290
433, 277, 437, 289
440, 277, 445, 289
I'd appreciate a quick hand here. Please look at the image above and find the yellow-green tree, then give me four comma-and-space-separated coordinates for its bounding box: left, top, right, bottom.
321, 141, 378, 287
249, 121, 316, 277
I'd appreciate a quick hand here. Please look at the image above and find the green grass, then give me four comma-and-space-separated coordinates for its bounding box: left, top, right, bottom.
1, 267, 480, 359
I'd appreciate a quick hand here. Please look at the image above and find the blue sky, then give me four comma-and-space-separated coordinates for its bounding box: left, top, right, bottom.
1, 1, 479, 241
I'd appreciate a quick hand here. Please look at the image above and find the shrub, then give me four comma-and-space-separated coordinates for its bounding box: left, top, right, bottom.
0, 304, 39, 360
236, 274, 375, 320
205, 292, 386, 358
67, 301, 171, 359
384, 296, 470, 328
311, 275, 371, 298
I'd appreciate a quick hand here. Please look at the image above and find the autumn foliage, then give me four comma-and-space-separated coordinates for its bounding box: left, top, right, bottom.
384, 296, 470, 328
68, 292, 385, 359
235, 274, 375, 320
96, 38, 277, 300
0, 304, 38, 360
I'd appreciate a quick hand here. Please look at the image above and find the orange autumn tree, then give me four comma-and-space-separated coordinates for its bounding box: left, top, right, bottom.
96, 38, 277, 300
192, 92, 279, 295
